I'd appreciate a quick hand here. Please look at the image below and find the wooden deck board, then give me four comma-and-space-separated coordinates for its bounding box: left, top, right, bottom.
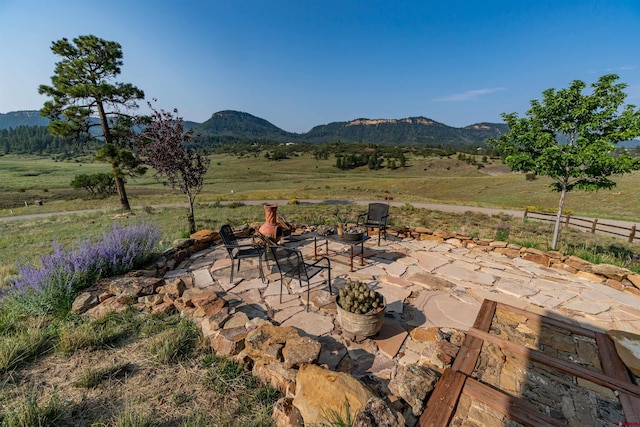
420, 300, 639, 425
595, 332, 640, 422
466, 327, 640, 398
463, 378, 566, 427
419, 368, 467, 427
451, 299, 496, 374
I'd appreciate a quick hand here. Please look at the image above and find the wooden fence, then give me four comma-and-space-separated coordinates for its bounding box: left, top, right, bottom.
524, 208, 638, 243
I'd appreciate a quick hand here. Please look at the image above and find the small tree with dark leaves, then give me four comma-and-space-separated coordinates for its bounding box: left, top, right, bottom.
138, 102, 210, 234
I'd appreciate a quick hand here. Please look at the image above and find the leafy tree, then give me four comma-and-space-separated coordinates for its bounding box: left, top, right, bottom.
138, 102, 211, 234
70, 173, 116, 197
490, 74, 640, 249
39, 35, 146, 211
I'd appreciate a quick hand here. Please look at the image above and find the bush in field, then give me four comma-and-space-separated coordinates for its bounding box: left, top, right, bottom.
70, 173, 117, 197
1, 222, 161, 317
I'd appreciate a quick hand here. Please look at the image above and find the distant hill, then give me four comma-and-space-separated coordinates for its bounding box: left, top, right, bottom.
0, 110, 49, 129
194, 110, 297, 141
303, 117, 508, 146
0, 110, 514, 147
4, 109, 638, 148
192, 111, 509, 147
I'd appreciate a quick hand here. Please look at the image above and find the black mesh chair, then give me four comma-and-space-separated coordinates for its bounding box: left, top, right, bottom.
269, 245, 332, 311
356, 203, 389, 245
219, 224, 265, 283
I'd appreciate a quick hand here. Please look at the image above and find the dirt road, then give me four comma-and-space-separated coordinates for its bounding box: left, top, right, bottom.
1, 198, 637, 242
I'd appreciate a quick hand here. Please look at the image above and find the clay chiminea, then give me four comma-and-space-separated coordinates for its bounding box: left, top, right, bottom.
259, 203, 281, 240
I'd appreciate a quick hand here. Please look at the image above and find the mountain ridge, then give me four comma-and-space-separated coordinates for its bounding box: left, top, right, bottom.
2, 109, 510, 147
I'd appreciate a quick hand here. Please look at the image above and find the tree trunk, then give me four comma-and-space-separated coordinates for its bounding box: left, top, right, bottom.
551, 187, 568, 250
97, 100, 131, 212
114, 170, 131, 213
187, 193, 196, 234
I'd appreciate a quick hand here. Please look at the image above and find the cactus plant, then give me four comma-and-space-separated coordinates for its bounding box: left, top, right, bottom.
337, 279, 384, 315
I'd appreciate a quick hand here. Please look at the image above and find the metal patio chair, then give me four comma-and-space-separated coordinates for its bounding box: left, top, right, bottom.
219, 224, 265, 283
269, 245, 332, 311
356, 202, 389, 245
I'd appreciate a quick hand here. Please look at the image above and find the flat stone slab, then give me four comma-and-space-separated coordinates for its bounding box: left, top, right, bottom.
281, 310, 335, 338
380, 261, 408, 277
163, 269, 189, 279
231, 277, 268, 293
192, 267, 215, 288
413, 252, 450, 272
236, 288, 267, 310
466, 288, 529, 309
317, 334, 348, 370
494, 278, 538, 298
273, 305, 305, 324
218, 278, 244, 292
379, 275, 414, 288
408, 291, 480, 330
480, 267, 533, 281
373, 317, 408, 359
264, 293, 300, 310
434, 263, 495, 287
562, 299, 611, 315
262, 281, 283, 297
406, 291, 447, 327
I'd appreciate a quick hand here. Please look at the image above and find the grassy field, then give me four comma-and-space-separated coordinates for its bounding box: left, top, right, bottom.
2, 153, 640, 219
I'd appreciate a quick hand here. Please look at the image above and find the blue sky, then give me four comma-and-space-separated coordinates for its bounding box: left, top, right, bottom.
1, 0, 639, 133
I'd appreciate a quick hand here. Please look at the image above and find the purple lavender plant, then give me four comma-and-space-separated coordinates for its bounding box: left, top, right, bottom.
2, 222, 161, 316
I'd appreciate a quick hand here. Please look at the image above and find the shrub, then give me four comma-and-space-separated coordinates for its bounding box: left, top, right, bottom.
495, 222, 511, 241
1, 222, 161, 317
70, 172, 116, 197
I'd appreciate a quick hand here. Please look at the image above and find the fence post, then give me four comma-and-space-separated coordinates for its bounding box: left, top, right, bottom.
524, 207, 528, 219
591, 218, 598, 234
630, 225, 637, 243
564, 214, 571, 226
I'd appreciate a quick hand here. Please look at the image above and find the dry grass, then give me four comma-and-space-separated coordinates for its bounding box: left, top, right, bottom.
0, 312, 280, 427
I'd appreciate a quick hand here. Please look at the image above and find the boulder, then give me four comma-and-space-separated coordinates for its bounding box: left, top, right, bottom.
151, 301, 176, 314
352, 396, 405, 427
224, 312, 250, 329
590, 263, 631, 281
293, 364, 375, 425
182, 287, 203, 307
282, 336, 321, 369
157, 278, 186, 297
191, 291, 228, 317
388, 364, 439, 416
190, 229, 218, 244
272, 397, 304, 427
244, 324, 300, 363
83, 296, 129, 319
71, 292, 99, 314
210, 326, 247, 356
628, 273, 640, 289
252, 360, 298, 394
172, 238, 194, 249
